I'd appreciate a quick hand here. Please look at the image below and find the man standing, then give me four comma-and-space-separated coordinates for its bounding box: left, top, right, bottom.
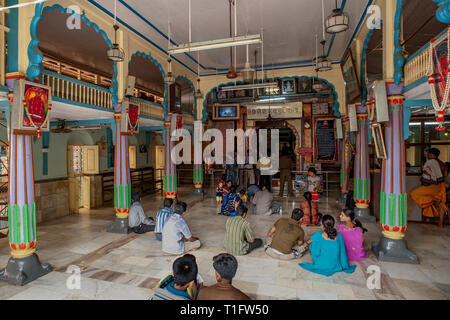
128, 193, 155, 234
265, 208, 307, 260
198, 253, 250, 300
224, 206, 262, 256
162, 203, 201, 255
154, 198, 174, 241
279, 148, 294, 197
252, 184, 274, 216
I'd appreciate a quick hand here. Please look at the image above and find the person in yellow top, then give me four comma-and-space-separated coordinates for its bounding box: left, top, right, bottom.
239, 189, 248, 208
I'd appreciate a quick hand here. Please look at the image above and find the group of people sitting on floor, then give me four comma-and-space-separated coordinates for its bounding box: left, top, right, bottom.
128, 195, 201, 255
128, 179, 370, 300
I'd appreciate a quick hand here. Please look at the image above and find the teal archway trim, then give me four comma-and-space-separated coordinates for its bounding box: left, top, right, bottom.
394, 0, 405, 85
175, 75, 197, 117
434, 0, 450, 24
129, 51, 167, 115
202, 76, 341, 121
28, 4, 119, 105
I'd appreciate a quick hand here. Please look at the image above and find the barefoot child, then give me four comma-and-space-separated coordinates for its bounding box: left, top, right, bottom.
307, 167, 321, 202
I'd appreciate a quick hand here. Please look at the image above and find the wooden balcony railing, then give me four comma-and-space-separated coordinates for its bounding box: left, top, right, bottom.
404, 28, 447, 88
40, 70, 113, 109
404, 47, 430, 88
129, 96, 164, 119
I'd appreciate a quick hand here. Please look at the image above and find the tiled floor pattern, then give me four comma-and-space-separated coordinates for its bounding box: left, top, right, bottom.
1, 186, 450, 300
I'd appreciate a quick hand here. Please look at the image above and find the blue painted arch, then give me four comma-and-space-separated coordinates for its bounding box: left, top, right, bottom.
129, 51, 167, 115
202, 76, 341, 122
28, 4, 119, 106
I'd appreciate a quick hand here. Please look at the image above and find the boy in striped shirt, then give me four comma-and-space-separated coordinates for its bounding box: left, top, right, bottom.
154, 198, 174, 241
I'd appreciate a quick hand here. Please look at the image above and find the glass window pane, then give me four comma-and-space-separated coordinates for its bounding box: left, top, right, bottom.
424, 121, 450, 143
407, 122, 421, 143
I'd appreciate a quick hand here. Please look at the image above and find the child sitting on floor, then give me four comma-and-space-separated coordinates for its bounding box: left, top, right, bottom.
239, 189, 248, 208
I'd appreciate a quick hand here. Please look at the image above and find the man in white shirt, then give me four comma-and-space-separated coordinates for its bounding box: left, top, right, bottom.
128, 193, 155, 234
162, 203, 201, 255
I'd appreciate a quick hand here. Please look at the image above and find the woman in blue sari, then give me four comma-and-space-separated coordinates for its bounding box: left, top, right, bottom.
220, 185, 241, 216
299, 214, 356, 277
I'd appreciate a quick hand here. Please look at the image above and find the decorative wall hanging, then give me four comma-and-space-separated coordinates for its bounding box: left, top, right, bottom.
427, 27, 450, 131
121, 100, 140, 134
12, 79, 52, 139
341, 49, 361, 103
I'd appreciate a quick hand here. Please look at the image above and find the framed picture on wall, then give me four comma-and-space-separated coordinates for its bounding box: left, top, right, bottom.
298, 77, 312, 93
313, 117, 338, 162
282, 78, 296, 94
372, 123, 387, 159
341, 49, 361, 103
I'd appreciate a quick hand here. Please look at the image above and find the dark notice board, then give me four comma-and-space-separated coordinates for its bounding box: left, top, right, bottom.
314, 117, 338, 162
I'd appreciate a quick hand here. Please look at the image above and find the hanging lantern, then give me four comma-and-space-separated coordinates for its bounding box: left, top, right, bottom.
325, 1, 350, 34
315, 40, 332, 72
164, 59, 176, 85
107, 25, 125, 62
195, 78, 203, 99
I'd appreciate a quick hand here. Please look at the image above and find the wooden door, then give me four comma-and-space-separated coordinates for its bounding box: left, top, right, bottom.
82, 176, 91, 209
82, 146, 99, 174
129, 145, 136, 169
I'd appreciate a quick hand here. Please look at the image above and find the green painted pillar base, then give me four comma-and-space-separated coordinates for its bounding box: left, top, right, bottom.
106, 218, 131, 234
0, 253, 52, 286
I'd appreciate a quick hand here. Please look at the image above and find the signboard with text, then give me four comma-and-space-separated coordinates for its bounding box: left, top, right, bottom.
246, 102, 302, 120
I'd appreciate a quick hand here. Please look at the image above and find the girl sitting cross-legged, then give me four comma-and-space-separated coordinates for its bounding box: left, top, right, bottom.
299, 214, 356, 277
336, 209, 369, 261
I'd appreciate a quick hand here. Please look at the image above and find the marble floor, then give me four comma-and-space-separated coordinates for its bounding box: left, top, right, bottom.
0, 186, 450, 300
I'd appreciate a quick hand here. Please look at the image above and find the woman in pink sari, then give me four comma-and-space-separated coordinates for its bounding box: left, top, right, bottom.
336, 209, 368, 261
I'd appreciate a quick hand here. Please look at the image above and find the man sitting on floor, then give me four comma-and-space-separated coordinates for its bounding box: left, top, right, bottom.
151, 254, 199, 300
265, 208, 307, 260
128, 193, 155, 234
162, 203, 201, 255
154, 198, 174, 241
224, 205, 262, 256
198, 253, 250, 300
252, 184, 273, 215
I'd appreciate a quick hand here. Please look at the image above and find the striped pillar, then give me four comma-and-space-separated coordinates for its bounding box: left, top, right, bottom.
193, 122, 203, 193
340, 117, 351, 194
107, 112, 132, 234
353, 111, 375, 222
164, 113, 177, 199
372, 83, 418, 263
193, 164, 204, 192
1, 95, 51, 286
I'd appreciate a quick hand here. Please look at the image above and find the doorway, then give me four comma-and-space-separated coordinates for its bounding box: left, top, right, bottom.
68, 144, 83, 213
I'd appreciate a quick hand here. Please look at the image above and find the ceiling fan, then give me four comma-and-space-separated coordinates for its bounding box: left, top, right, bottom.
51, 119, 72, 134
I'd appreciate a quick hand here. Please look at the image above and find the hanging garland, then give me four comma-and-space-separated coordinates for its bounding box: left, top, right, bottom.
427, 26, 450, 131
23, 98, 51, 140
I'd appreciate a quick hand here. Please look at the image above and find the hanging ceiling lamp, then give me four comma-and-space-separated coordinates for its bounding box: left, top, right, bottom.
316, 1, 332, 72
241, 44, 255, 83
107, 1, 124, 62
325, 0, 349, 34
226, 0, 238, 79
316, 40, 332, 72
195, 53, 203, 99
164, 20, 175, 85
313, 34, 325, 90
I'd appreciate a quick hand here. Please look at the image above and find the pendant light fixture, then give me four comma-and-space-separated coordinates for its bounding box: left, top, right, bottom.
313, 34, 325, 91
107, 0, 125, 62
226, 0, 238, 79
242, 44, 255, 83
195, 52, 203, 99
316, 0, 332, 72
325, 0, 349, 34
164, 21, 175, 85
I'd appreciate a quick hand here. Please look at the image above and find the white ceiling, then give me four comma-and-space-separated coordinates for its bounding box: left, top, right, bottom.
91, 0, 371, 74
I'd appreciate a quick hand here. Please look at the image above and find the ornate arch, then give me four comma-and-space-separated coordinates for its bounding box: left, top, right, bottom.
129, 51, 167, 114
28, 4, 119, 105
202, 75, 341, 122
